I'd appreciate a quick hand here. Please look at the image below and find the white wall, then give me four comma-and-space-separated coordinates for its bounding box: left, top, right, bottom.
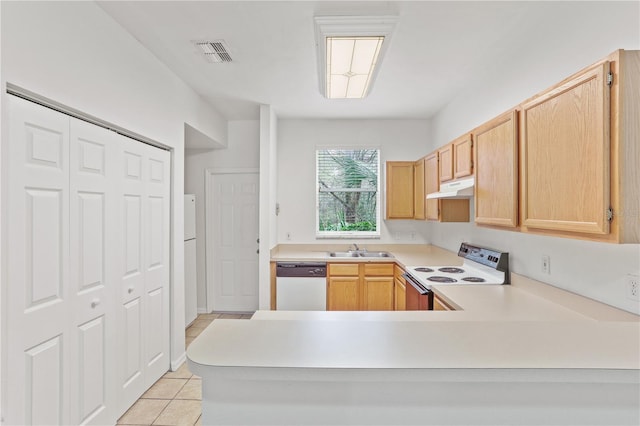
258, 106, 278, 309
425, 1, 640, 314
0, 1, 227, 369
184, 120, 260, 312
277, 119, 431, 244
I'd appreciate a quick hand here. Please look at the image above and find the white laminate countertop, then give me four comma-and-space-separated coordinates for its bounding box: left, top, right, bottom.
270, 243, 460, 268
187, 244, 639, 373
188, 318, 640, 370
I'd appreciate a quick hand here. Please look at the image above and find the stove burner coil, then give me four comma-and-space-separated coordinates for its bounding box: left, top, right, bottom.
427, 276, 457, 283
438, 267, 465, 274
461, 277, 486, 283
414, 267, 434, 273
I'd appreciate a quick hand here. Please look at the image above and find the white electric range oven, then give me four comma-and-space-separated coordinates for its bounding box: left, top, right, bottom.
404, 242, 509, 310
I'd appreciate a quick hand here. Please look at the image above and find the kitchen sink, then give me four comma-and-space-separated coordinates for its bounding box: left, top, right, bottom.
327, 251, 394, 258
328, 251, 360, 257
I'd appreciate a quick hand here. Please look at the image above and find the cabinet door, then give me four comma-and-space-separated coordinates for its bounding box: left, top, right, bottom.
433, 295, 454, 311
424, 152, 439, 220
362, 277, 394, 311
453, 134, 473, 178
394, 277, 406, 311
413, 158, 425, 220
521, 62, 610, 235
474, 110, 518, 227
327, 277, 360, 311
385, 162, 415, 219
438, 144, 454, 182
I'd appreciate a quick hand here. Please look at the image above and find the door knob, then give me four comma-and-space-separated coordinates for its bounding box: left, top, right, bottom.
91, 299, 101, 308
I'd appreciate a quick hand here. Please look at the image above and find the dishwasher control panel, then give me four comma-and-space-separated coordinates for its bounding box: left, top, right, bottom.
276, 262, 327, 277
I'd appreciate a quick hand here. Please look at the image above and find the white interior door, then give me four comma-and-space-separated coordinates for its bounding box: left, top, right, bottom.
68, 118, 119, 425
5, 96, 71, 425
206, 171, 259, 312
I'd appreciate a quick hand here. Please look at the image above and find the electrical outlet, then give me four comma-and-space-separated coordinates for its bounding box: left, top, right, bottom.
541, 255, 551, 275
626, 274, 639, 301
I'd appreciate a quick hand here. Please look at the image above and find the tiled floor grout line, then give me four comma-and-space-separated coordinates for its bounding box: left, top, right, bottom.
117, 312, 253, 426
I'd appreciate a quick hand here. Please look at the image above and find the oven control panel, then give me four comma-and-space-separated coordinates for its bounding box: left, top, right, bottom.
458, 242, 509, 273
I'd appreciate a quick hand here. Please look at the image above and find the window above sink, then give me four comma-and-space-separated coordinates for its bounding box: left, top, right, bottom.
316, 148, 381, 239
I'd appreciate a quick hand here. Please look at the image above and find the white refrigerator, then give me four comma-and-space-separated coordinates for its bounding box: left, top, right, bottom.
184, 194, 197, 326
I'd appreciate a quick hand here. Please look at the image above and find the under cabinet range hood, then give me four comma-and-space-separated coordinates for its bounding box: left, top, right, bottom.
426, 177, 475, 199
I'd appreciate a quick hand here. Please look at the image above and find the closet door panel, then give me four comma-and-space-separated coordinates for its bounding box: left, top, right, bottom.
141, 144, 171, 387
118, 140, 147, 412
6, 96, 71, 425
69, 119, 119, 425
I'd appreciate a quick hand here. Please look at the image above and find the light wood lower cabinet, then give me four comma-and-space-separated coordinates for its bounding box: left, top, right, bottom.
393, 265, 406, 311
327, 276, 360, 311
363, 277, 394, 310
327, 263, 395, 311
433, 295, 455, 311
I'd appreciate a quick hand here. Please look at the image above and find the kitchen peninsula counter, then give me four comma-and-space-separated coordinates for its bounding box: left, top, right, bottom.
188, 244, 640, 425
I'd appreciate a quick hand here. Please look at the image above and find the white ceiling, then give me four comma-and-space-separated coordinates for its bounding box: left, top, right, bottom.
97, 1, 583, 120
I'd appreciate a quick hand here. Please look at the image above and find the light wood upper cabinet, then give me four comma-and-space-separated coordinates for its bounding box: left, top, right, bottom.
473, 110, 519, 228
439, 135, 473, 182
425, 151, 470, 223
521, 62, 610, 235
385, 162, 414, 219
424, 152, 439, 221
518, 49, 640, 243
453, 134, 473, 178
413, 158, 426, 220
438, 144, 454, 182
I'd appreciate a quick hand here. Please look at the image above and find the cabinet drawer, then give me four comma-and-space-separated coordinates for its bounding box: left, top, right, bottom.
328, 263, 359, 276
394, 264, 406, 281
364, 263, 394, 276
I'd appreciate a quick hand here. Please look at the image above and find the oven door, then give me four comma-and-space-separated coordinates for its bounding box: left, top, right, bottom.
403, 273, 433, 310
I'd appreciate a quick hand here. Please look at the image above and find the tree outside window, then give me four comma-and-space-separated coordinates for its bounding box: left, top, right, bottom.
316, 149, 380, 237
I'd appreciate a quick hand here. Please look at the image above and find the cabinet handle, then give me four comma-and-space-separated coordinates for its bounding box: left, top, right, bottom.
91, 299, 101, 308
128, 287, 134, 294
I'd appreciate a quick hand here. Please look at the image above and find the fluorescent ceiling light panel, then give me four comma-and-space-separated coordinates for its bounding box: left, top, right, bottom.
315, 16, 397, 99
326, 37, 384, 99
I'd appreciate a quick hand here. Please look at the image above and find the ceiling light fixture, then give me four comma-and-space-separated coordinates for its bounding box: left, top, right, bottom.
315, 16, 397, 99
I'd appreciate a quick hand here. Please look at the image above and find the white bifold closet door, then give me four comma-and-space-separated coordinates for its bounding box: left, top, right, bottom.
118, 134, 171, 413
4, 96, 171, 425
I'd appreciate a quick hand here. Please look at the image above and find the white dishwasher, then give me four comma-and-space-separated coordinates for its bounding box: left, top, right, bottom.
276, 262, 327, 310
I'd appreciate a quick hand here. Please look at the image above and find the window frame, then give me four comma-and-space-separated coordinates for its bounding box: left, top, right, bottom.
315, 147, 381, 239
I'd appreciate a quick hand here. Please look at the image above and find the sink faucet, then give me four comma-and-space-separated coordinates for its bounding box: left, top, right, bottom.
350, 243, 366, 253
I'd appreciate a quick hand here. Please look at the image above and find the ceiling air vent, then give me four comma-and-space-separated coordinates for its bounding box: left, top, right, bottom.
193, 40, 233, 63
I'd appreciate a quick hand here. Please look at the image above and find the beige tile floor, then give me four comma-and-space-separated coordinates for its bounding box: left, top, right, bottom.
117, 312, 253, 426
